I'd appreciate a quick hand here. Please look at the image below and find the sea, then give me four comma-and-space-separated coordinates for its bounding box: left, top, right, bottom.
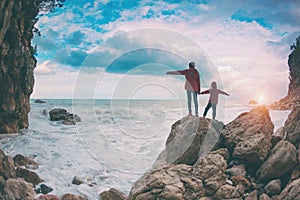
0, 99, 291, 199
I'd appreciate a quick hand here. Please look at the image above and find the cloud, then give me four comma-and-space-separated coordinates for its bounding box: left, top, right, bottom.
34, 61, 58, 75
31, 0, 299, 101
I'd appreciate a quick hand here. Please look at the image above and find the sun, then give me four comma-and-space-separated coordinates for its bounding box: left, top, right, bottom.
257, 96, 265, 104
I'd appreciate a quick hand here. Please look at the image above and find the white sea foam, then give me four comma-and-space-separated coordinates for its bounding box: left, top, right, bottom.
0, 99, 290, 199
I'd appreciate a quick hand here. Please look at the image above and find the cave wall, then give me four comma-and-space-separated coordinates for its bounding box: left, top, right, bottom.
0, 0, 39, 133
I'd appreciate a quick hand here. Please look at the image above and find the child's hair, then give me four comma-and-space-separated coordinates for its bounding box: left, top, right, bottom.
211, 81, 217, 89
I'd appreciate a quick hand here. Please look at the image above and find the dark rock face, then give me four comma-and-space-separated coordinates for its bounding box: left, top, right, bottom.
0, 1, 40, 133
270, 36, 300, 110
284, 106, 300, 146
49, 108, 68, 121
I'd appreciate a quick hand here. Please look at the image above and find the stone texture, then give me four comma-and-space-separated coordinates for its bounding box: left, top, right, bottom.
285, 106, 300, 146
213, 184, 244, 200
226, 164, 247, 177
4, 178, 35, 200
221, 106, 274, 164
128, 150, 227, 200
0, 0, 39, 133
36, 194, 60, 200
61, 193, 87, 200
16, 167, 43, 186
278, 178, 300, 199
164, 116, 224, 165
100, 188, 127, 200
13, 154, 39, 170
264, 179, 281, 196
259, 193, 271, 200
257, 141, 297, 182
1, 155, 16, 179
245, 190, 258, 200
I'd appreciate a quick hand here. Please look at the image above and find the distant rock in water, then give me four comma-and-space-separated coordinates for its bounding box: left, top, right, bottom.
34, 99, 46, 104
49, 108, 67, 121
249, 99, 258, 105
49, 108, 81, 125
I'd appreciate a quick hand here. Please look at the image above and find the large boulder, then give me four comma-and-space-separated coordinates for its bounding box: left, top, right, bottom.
257, 140, 297, 182
128, 150, 227, 200
285, 106, 300, 146
164, 116, 224, 165
221, 106, 274, 164
49, 108, 67, 121
4, 178, 35, 200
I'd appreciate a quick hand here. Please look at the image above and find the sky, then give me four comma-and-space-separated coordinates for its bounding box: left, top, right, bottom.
31, 0, 300, 104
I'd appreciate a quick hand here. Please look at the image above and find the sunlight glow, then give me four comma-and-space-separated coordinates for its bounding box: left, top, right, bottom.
257, 95, 266, 105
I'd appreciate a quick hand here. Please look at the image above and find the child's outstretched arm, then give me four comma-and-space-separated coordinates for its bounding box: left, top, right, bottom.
200, 90, 209, 95
218, 89, 230, 96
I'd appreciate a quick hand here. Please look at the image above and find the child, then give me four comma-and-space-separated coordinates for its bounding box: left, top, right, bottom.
200, 81, 229, 119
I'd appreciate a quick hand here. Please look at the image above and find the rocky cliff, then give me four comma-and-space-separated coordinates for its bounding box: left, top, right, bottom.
104, 105, 300, 200
270, 36, 300, 110
0, 1, 40, 133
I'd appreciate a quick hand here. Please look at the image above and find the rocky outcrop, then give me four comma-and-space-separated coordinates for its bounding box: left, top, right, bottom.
0, 1, 40, 133
221, 106, 274, 164
127, 150, 227, 200
49, 108, 81, 125
126, 105, 300, 200
270, 36, 300, 110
